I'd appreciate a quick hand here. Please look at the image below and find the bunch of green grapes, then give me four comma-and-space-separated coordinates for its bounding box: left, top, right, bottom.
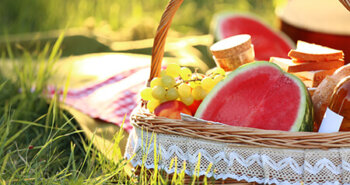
140, 63, 226, 112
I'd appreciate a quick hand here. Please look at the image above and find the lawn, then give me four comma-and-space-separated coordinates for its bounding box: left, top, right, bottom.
0, 0, 286, 184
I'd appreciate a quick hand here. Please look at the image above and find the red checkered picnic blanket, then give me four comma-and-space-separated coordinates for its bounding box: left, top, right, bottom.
49, 64, 150, 132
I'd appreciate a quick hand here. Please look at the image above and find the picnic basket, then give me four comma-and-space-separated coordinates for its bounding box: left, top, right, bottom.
124, 0, 350, 184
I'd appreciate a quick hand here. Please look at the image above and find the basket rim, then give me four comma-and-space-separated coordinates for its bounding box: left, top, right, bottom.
131, 107, 350, 150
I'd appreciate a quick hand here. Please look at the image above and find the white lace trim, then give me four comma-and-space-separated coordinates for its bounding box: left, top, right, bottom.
125, 127, 350, 185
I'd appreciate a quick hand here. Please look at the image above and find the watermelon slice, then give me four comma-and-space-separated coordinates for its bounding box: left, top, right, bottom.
195, 61, 313, 131
212, 13, 294, 61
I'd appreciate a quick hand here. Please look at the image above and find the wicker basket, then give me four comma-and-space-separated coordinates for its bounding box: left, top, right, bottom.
340, 0, 350, 11
125, 0, 350, 184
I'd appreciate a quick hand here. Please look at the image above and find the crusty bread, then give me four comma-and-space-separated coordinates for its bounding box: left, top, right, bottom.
300, 78, 322, 88
333, 64, 350, 79
210, 34, 252, 58
288, 41, 344, 62
292, 69, 336, 86
270, 57, 344, 72
312, 64, 350, 125
213, 45, 255, 71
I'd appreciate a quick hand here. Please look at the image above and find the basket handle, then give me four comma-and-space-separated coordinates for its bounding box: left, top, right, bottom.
148, 0, 184, 85
339, 0, 350, 11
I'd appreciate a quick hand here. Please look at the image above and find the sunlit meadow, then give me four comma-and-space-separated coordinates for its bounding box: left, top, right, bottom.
0, 0, 286, 184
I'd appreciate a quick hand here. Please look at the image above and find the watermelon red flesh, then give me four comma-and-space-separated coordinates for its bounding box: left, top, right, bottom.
195, 62, 312, 131
214, 14, 294, 61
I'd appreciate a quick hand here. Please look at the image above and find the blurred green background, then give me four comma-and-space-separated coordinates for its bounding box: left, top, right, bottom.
1, 0, 286, 38
0, 0, 287, 67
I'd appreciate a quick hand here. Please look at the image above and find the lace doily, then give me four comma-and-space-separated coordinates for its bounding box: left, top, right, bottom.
125, 127, 350, 185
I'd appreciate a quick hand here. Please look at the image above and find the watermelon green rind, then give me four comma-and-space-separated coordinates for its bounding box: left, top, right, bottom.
301, 92, 314, 131
211, 12, 295, 48
210, 12, 233, 41
283, 72, 314, 131
195, 61, 313, 132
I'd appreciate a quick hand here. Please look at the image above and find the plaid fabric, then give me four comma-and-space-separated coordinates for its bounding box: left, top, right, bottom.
48, 65, 150, 132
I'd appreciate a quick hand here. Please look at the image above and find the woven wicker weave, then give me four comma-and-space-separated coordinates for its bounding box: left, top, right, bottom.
129, 0, 350, 184
340, 0, 350, 11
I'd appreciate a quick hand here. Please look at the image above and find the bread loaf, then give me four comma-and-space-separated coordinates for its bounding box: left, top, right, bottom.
270, 57, 344, 72
288, 41, 344, 62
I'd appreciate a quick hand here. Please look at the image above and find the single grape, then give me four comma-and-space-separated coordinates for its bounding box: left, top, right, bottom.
178, 83, 192, 98
213, 75, 224, 85
161, 75, 176, 88
179, 67, 192, 81
201, 77, 215, 91
152, 86, 166, 100
166, 87, 179, 100
140, 87, 152, 100
205, 68, 214, 76
150, 77, 162, 88
189, 80, 201, 88
181, 96, 194, 106
160, 70, 167, 77
205, 67, 221, 76
213, 67, 226, 76
166, 63, 181, 78
147, 99, 160, 112
192, 86, 207, 100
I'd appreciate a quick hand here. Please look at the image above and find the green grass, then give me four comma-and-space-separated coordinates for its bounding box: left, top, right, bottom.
0, 34, 110, 184
0, 1, 288, 184
0, 33, 212, 185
